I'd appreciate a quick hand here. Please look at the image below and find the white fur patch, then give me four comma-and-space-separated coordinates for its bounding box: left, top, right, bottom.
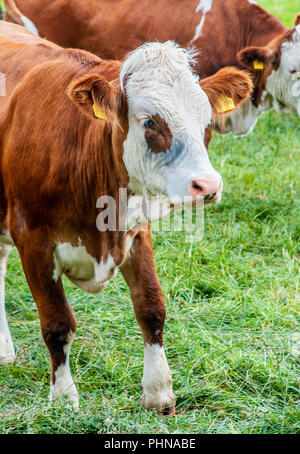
191, 0, 212, 43
0, 245, 15, 364
54, 242, 117, 293
21, 16, 39, 36
49, 331, 78, 409
141, 343, 175, 411
225, 93, 272, 136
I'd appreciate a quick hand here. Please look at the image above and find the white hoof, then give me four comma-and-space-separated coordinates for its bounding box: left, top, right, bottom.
0, 333, 16, 364
49, 385, 79, 410
0, 352, 16, 364
142, 343, 176, 414
141, 387, 176, 414
49, 362, 79, 410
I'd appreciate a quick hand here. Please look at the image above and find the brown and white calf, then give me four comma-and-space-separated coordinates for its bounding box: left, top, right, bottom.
4, 0, 300, 138
0, 21, 251, 412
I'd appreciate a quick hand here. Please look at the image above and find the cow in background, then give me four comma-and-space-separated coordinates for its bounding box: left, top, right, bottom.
4, 0, 300, 138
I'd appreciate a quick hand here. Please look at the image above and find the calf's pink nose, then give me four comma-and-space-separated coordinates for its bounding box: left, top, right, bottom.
190, 176, 222, 201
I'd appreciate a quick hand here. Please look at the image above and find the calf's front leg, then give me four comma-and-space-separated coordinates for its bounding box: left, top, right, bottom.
15, 233, 78, 408
121, 228, 175, 414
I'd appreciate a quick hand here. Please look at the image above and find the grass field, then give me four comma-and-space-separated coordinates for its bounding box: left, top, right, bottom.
0, 0, 299, 434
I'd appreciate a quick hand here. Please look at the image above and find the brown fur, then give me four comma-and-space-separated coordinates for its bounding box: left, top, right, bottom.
144, 114, 173, 154
121, 227, 166, 346
200, 66, 253, 119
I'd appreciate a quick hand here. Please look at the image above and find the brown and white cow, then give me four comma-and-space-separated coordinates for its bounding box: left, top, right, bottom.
4, 0, 300, 138
0, 22, 251, 412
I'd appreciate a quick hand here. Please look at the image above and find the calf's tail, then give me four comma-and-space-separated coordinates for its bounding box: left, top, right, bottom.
4, 0, 39, 35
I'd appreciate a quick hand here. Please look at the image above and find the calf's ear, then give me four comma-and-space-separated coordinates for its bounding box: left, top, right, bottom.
237, 46, 279, 71
200, 67, 253, 117
295, 13, 300, 26
67, 74, 120, 121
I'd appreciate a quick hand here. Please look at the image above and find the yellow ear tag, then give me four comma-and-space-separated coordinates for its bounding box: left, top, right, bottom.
253, 60, 264, 70
92, 103, 107, 120
217, 95, 235, 114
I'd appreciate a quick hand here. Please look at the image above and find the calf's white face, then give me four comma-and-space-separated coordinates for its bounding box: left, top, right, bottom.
121, 42, 222, 205
68, 42, 251, 209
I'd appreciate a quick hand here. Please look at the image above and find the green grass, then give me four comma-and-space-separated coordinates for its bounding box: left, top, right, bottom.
0, 0, 299, 435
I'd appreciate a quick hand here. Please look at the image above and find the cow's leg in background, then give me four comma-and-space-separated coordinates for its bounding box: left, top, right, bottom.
121, 227, 176, 414
0, 244, 15, 364
14, 231, 78, 408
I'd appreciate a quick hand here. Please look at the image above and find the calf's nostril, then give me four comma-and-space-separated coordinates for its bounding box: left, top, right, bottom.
192, 181, 203, 192
190, 177, 221, 201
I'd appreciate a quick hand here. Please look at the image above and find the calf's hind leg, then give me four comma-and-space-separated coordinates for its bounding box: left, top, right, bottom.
0, 244, 15, 364
121, 228, 176, 414
15, 234, 78, 408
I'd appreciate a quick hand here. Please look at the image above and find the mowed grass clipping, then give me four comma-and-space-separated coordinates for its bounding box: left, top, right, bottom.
0, 0, 299, 435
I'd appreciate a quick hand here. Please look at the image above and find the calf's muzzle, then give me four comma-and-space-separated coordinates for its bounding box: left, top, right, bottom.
190, 175, 222, 203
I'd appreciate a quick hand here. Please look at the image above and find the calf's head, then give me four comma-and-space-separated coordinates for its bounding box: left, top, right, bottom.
68, 42, 252, 206
238, 14, 300, 120
119, 42, 251, 204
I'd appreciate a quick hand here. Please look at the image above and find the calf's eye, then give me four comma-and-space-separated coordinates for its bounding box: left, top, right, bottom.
142, 118, 155, 130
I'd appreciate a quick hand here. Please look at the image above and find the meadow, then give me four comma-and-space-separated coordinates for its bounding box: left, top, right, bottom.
0, 0, 299, 434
